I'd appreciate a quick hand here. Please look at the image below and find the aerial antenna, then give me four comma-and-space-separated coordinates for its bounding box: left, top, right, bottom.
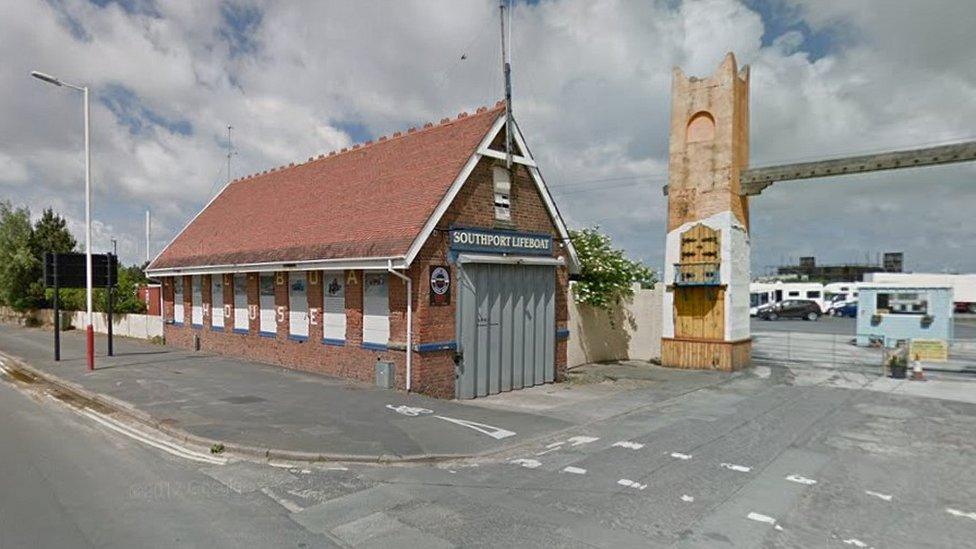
226, 125, 238, 183
499, 1, 513, 169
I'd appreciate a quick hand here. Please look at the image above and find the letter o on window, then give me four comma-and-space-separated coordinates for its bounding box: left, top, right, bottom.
686, 111, 715, 143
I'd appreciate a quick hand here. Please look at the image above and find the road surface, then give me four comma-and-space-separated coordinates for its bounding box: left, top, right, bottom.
2, 356, 976, 547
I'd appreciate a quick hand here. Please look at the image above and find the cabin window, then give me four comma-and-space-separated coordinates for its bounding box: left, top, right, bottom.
211, 275, 224, 329
173, 277, 184, 325
233, 274, 248, 333
806, 291, 821, 299
362, 272, 389, 347
493, 166, 512, 222
259, 273, 276, 336
323, 272, 346, 344
788, 291, 800, 297
876, 292, 927, 315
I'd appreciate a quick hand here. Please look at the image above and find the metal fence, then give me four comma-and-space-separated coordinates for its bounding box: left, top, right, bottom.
752, 331, 976, 375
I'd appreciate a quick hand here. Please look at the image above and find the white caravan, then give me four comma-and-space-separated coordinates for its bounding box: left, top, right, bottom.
750, 282, 827, 315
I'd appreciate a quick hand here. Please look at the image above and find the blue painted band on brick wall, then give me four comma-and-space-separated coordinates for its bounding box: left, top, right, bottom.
259, 331, 276, 338
556, 328, 570, 340
233, 328, 248, 335
322, 338, 346, 347
288, 335, 308, 342
361, 341, 388, 351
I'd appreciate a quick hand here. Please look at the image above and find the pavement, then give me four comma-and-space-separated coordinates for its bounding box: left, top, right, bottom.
0, 324, 721, 463
3, 325, 976, 547
751, 315, 976, 338
0, 322, 976, 548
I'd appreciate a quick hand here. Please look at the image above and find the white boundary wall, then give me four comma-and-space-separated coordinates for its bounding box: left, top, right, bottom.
0, 307, 162, 340
567, 283, 664, 367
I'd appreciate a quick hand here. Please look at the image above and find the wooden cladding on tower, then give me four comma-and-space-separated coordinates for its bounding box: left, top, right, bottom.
675, 223, 721, 286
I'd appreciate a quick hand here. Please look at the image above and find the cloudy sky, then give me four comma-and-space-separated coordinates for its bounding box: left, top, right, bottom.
2, 0, 974, 274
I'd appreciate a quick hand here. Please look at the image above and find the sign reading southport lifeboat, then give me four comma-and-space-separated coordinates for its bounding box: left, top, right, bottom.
449, 227, 553, 256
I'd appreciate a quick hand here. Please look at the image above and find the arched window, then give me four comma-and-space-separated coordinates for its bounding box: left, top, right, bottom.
686, 111, 715, 143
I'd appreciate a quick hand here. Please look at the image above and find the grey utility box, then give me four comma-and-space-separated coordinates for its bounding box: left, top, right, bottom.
375, 360, 395, 390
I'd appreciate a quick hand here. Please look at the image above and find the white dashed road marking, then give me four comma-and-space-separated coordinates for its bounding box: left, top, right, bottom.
947, 508, 976, 521
720, 462, 752, 473
617, 479, 647, 490
509, 458, 542, 469
670, 452, 692, 460
842, 538, 870, 548
567, 436, 600, 446
865, 490, 892, 502
785, 474, 817, 485
681, 494, 694, 503
612, 441, 644, 450
562, 466, 587, 475
746, 512, 783, 531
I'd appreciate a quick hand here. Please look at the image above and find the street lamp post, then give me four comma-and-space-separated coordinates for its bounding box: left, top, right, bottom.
31, 70, 95, 371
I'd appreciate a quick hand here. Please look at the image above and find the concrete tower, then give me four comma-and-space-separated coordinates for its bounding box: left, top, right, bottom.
661, 53, 752, 370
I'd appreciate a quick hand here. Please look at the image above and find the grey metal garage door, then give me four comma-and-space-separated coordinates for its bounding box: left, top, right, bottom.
456, 262, 556, 399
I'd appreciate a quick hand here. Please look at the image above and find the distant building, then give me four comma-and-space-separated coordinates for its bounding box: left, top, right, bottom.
776, 252, 903, 283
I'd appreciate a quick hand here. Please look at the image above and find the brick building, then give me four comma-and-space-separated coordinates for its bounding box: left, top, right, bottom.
146, 103, 579, 399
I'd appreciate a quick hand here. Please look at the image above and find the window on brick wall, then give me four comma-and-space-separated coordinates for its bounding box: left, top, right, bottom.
289, 272, 308, 340
322, 272, 346, 344
233, 274, 248, 333
211, 275, 224, 330
173, 278, 184, 325
362, 272, 389, 347
259, 273, 276, 336
191, 275, 203, 327
493, 165, 512, 222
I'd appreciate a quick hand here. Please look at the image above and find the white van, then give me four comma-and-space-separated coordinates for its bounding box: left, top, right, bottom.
823, 282, 860, 315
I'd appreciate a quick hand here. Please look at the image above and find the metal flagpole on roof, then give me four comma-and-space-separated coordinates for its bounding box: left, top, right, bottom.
500, 1, 513, 169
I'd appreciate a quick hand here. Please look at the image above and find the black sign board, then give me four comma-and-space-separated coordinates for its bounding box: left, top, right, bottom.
449, 227, 553, 256
44, 252, 118, 288
429, 265, 451, 306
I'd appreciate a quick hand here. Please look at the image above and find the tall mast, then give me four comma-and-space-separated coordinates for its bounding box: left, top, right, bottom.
500, 2, 513, 169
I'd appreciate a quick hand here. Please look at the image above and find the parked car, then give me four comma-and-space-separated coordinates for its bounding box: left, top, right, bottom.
834, 302, 857, 318
758, 300, 821, 321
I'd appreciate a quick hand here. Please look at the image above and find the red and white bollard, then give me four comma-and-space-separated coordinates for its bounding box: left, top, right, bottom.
911, 355, 924, 381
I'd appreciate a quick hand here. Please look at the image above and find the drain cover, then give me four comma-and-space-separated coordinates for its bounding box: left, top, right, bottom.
219, 395, 266, 404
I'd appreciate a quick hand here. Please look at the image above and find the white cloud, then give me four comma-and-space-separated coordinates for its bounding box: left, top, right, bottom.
0, 0, 973, 273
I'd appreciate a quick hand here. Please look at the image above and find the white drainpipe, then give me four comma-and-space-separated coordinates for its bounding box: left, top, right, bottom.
387, 260, 412, 392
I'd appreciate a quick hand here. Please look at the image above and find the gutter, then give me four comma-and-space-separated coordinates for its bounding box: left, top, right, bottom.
387, 260, 412, 392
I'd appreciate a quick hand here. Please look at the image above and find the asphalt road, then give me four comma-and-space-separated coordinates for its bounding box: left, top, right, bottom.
752, 315, 976, 339
0, 380, 333, 548
3, 356, 976, 547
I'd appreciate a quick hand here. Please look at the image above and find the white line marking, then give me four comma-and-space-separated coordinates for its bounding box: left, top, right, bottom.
746, 512, 783, 530
612, 441, 644, 450
670, 452, 692, 460
617, 479, 647, 490
268, 462, 293, 469
435, 416, 516, 440
325, 466, 349, 471
864, 490, 892, 502
509, 458, 542, 469
947, 508, 976, 521
681, 494, 694, 503
720, 462, 752, 473
545, 441, 565, 449
842, 539, 870, 548
535, 447, 561, 456
386, 404, 433, 416
785, 474, 817, 485
81, 409, 226, 465
261, 487, 303, 513
562, 466, 587, 475
567, 436, 599, 446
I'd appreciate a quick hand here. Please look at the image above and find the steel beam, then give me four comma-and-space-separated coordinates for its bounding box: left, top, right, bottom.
739, 141, 976, 196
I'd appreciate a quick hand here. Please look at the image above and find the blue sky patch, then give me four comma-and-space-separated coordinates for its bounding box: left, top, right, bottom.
100, 84, 193, 137
746, 0, 845, 61
219, 1, 263, 58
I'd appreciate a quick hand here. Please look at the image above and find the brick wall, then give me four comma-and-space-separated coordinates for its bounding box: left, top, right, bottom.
162, 155, 570, 397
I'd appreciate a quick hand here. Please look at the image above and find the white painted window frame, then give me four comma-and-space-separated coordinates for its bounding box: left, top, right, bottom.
361, 271, 390, 347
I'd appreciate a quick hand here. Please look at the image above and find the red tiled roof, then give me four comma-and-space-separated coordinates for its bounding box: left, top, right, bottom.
150, 104, 504, 270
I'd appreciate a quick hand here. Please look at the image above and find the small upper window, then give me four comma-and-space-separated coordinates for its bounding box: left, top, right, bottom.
492, 166, 512, 222
806, 291, 821, 298
877, 292, 928, 315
